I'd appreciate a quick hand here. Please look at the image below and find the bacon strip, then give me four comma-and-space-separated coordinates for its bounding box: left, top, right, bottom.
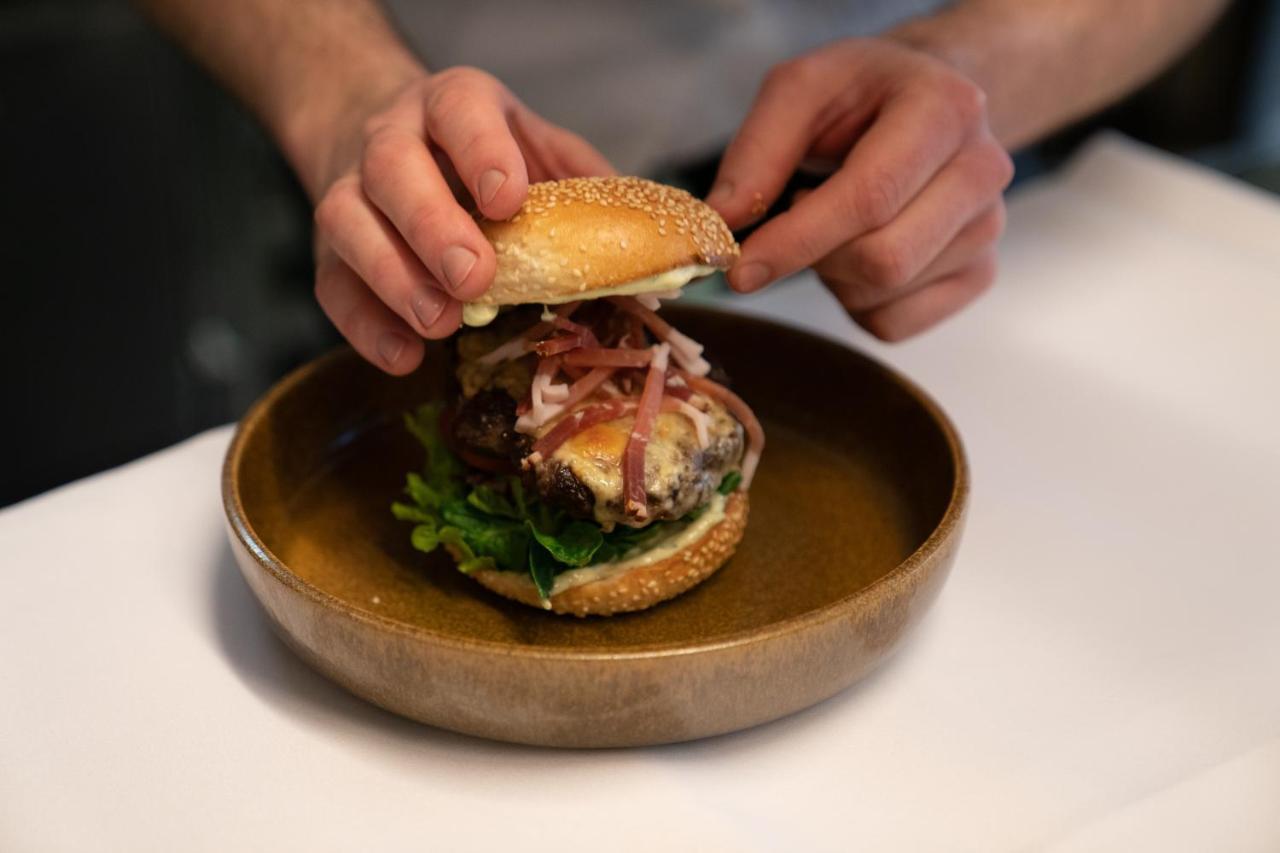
551, 315, 595, 339
531, 399, 635, 458
533, 333, 591, 357
563, 347, 655, 369
663, 377, 693, 402
623, 344, 670, 520
557, 367, 615, 412
680, 370, 765, 488
627, 314, 646, 348
477, 301, 583, 365
610, 297, 711, 375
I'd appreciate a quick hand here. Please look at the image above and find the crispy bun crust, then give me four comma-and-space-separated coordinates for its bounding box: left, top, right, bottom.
469, 491, 748, 617
475, 177, 739, 306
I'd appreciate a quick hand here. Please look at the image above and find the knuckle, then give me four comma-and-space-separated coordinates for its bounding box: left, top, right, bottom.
313, 193, 341, 236
938, 74, 987, 126
828, 277, 877, 313
313, 177, 359, 233
787, 228, 829, 269
857, 236, 912, 290
851, 167, 904, 229
313, 266, 351, 327
405, 205, 448, 255
432, 65, 496, 91
858, 309, 908, 343
360, 127, 409, 187
763, 56, 818, 93
989, 143, 1016, 189
425, 66, 499, 126
760, 62, 791, 94
784, 55, 825, 88
362, 112, 393, 142
366, 252, 405, 296
312, 268, 332, 308
972, 251, 999, 284
973, 204, 1007, 245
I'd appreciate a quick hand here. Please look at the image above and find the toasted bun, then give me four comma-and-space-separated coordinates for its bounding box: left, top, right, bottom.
475, 177, 739, 306
469, 491, 748, 617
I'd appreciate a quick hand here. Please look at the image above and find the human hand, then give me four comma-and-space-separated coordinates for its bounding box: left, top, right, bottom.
312, 67, 614, 374
708, 38, 1013, 340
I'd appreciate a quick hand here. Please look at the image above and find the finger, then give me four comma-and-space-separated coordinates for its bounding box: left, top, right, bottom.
315, 174, 456, 337
513, 108, 617, 180
911, 202, 1006, 285
730, 73, 987, 293
852, 251, 997, 342
360, 123, 495, 302
314, 255, 425, 375
707, 59, 867, 229
423, 68, 529, 220
814, 137, 1010, 297
817, 199, 1007, 312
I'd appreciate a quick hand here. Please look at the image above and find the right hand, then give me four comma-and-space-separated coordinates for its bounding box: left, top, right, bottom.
312, 67, 615, 374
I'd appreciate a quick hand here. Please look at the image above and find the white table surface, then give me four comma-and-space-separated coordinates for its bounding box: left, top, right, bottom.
3, 134, 1279, 852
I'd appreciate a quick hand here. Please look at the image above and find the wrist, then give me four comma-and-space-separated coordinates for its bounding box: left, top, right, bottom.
887, 5, 1033, 148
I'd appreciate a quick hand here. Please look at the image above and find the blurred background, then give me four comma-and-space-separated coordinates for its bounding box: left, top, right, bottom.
3, 0, 1280, 507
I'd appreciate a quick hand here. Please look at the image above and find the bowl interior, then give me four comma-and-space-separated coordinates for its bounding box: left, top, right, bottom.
230, 306, 961, 651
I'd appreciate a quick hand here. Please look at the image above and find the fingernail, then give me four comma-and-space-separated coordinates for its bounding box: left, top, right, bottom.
411, 287, 448, 330
377, 331, 408, 366
732, 262, 771, 293
442, 245, 478, 292
707, 180, 734, 206
478, 169, 507, 206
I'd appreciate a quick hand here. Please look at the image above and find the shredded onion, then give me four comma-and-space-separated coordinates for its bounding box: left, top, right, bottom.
660, 396, 710, 448
516, 355, 564, 433
541, 381, 569, 403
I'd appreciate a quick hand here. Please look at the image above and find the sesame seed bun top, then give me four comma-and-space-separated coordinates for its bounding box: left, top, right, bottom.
473, 177, 740, 307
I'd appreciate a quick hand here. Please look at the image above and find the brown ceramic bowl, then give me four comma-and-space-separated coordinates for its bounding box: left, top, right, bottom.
222, 306, 967, 747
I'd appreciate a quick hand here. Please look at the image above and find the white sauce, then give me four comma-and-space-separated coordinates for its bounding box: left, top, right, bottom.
461, 303, 501, 327
460, 265, 718, 326
549, 492, 726, 596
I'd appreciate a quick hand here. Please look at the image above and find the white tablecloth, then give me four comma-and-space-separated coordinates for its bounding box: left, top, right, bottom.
3, 134, 1279, 852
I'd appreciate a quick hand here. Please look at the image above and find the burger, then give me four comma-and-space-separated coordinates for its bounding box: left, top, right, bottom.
392, 177, 764, 616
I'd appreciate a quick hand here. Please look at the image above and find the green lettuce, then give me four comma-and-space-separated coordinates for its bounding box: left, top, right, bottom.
391, 402, 736, 599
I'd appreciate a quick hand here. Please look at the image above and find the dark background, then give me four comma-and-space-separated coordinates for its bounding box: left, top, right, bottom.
3, 0, 1279, 507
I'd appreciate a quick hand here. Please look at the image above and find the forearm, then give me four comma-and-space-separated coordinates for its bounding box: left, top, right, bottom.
135, 0, 425, 196
893, 0, 1231, 149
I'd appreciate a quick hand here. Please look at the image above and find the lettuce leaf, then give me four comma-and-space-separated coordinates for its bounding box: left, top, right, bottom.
717, 469, 742, 495
392, 402, 712, 599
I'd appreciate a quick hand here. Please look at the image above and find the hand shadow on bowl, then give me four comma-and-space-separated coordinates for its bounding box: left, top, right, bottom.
210, 540, 930, 762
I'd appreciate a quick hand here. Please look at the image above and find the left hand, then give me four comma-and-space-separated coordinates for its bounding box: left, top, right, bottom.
708, 38, 1014, 340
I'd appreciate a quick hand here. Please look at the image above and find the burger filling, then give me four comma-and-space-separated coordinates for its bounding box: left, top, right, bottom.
392, 295, 763, 600
459, 264, 720, 327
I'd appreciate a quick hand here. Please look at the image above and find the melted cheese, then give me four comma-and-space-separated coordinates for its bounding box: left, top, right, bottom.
549, 492, 727, 596
461, 264, 717, 327
552, 411, 707, 520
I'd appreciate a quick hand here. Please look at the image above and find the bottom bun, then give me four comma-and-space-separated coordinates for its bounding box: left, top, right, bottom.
471, 491, 748, 617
